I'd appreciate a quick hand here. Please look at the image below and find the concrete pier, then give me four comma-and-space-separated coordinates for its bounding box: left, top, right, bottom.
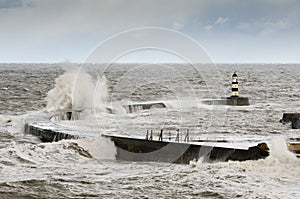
103, 135, 269, 164
124, 102, 166, 113
292, 119, 300, 129
281, 113, 300, 123
24, 111, 89, 142
201, 97, 250, 106
280, 113, 300, 129
288, 143, 300, 154
24, 111, 271, 164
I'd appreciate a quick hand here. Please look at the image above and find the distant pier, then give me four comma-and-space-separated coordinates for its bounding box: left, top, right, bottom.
201, 96, 249, 106
281, 113, 300, 129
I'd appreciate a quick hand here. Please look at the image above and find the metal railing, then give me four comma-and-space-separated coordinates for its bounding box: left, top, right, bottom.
146, 129, 190, 142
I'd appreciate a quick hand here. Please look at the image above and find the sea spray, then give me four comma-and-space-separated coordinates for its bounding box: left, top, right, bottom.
93, 75, 108, 112
46, 69, 74, 111
46, 67, 108, 112
0, 114, 28, 137
75, 137, 117, 160
190, 136, 299, 169
266, 135, 298, 165
72, 67, 97, 110
236, 136, 299, 178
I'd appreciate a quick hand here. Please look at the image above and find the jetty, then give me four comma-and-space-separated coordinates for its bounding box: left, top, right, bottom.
281, 113, 300, 129
103, 134, 269, 164
24, 110, 271, 164
200, 96, 249, 106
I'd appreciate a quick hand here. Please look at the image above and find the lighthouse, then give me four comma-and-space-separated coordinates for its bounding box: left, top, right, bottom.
202, 71, 249, 105
231, 72, 238, 97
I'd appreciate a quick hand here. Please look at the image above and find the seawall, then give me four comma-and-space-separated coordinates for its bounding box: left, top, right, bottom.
24, 110, 270, 164
24, 111, 87, 142
201, 97, 250, 106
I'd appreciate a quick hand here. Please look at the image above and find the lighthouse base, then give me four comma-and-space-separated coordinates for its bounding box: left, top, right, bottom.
224, 96, 250, 106
201, 97, 250, 106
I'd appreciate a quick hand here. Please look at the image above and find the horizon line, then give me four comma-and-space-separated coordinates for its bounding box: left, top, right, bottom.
0, 62, 299, 65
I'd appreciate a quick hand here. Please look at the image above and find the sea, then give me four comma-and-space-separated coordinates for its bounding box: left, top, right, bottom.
0, 63, 299, 198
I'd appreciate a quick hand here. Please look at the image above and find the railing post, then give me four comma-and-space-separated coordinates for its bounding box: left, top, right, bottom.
67, 112, 72, 120
175, 129, 179, 142
184, 129, 189, 142
159, 129, 163, 141
150, 130, 153, 140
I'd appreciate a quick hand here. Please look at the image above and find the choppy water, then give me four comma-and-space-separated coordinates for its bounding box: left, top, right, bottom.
0, 63, 300, 198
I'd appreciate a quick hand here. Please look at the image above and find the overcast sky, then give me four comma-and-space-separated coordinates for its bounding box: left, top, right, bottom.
0, 0, 299, 63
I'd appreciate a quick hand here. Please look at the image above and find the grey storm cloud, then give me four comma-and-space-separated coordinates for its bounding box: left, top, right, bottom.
2, 0, 300, 34
0, 0, 300, 62
0, 0, 31, 9
0, 0, 22, 9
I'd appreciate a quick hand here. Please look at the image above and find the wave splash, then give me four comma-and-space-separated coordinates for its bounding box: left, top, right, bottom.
46, 67, 108, 112
268, 135, 298, 164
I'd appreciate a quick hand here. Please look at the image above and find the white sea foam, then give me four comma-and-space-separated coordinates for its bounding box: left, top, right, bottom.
0, 114, 27, 136
192, 135, 299, 171
0, 115, 11, 124
75, 137, 117, 160
267, 135, 298, 164
189, 136, 300, 198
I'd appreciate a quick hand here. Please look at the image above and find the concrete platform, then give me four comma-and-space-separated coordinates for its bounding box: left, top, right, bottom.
103, 135, 269, 164
124, 101, 166, 113
24, 110, 272, 164
288, 143, 300, 154
201, 97, 250, 106
24, 111, 90, 142
281, 113, 300, 123
280, 113, 300, 129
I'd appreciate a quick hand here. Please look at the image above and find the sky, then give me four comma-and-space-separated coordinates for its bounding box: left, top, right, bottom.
0, 0, 300, 63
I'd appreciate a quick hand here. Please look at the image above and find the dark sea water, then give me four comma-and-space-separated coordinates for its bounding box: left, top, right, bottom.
0, 63, 299, 198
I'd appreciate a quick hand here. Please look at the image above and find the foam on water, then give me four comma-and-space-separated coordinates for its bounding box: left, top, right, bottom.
191, 136, 299, 180
189, 136, 300, 198
75, 137, 117, 160
192, 135, 299, 168
162, 98, 213, 110
0, 115, 12, 125
0, 139, 112, 185
0, 114, 28, 138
